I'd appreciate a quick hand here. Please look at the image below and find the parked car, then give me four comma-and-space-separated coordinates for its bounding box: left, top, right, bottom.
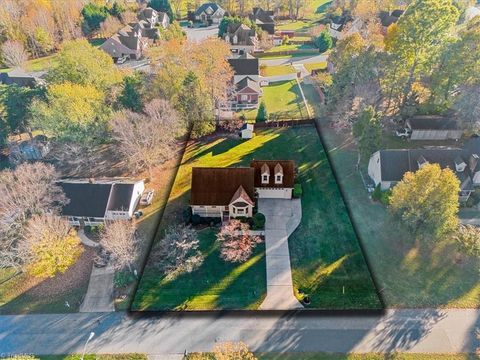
140, 190, 154, 206
395, 128, 411, 139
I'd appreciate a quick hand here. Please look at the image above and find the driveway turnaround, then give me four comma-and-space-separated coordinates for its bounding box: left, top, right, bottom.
258, 199, 303, 310
79, 265, 115, 313
0, 309, 478, 355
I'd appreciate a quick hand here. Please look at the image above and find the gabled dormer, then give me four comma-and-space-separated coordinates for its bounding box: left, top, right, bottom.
274, 163, 283, 184
261, 163, 270, 184
455, 156, 466, 172
417, 155, 428, 169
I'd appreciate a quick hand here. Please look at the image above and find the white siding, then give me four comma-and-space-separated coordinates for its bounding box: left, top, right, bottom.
128, 181, 145, 216
368, 151, 382, 186
241, 129, 253, 139
192, 205, 224, 217
256, 187, 292, 199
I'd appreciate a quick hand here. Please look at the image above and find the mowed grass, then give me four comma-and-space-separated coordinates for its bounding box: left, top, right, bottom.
260, 64, 296, 76
303, 83, 480, 308
241, 80, 308, 120
304, 61, 328, 73
0, 53, 59, 73
133, 126, 380, 310
256, 354, 477, 360
265, 43, 317, 52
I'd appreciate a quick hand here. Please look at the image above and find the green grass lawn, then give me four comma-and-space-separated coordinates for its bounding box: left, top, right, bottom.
0, 53, 59, 73
19, 355, 146, 360
266, 43, 317, 52
303, 83, 480, 308
257, 354, 477, 360
304, 61, 328, 72
277, 20, 317, 32
260, 64, 296, 76
241, 80, 308, 120
133, 126, 380, 310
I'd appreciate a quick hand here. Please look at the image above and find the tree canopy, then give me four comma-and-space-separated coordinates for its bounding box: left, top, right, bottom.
389, 163, 460, 237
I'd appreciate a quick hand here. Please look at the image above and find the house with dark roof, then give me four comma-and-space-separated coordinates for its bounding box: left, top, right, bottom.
223, 23, 259, 54
228, 53, 259, 83
100, 23, 150, 61
249, 7, 275, 34
59, 179, 145, 226
379, 9, 404, 29
190, 160, 295, 219
368, 138, 480, 202
406, 115, 463, 140
194, 3, 225, 24
138, 7, 169, 29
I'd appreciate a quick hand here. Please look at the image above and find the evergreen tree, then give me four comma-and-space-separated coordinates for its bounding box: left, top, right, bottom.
315, 30, 333, 53
149, 0, 174, 22
256, 101, 268, 122
118, 75, 143, 112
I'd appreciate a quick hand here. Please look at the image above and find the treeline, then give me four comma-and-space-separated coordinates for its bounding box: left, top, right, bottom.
322, 0, 480, 134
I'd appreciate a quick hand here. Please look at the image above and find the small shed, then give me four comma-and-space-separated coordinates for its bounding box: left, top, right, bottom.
240, 123, 254, 139
406, 115, 463, 141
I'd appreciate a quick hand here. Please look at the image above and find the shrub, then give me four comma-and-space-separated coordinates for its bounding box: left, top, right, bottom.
114, 271, 136, 288
293, 183, 303, 198
256, 101, 268, 123
183, 207, 193, 224
372, 184, 391, 205
191, 214, 201, 226
371, 184, 382, 201
315, 30, 333, 53
252, 213, 266, 230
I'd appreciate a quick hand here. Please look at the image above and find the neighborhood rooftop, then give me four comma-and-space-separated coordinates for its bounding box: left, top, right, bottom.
408, 115, 459, 130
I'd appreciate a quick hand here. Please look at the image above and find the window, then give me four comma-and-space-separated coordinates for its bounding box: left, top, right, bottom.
262, 174, 269, 184
236, 208, 245, 215
241, 94, 248, 101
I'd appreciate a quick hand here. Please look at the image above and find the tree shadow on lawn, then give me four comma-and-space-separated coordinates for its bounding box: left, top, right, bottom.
316, 1, 332, 14
184, 138, 244, 165
316, 118, 480, 307
133, 229, 266, 311
0, 246, 95, 315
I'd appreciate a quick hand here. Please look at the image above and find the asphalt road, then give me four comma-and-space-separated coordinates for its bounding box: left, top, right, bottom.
0, 309, 478, 356
185, 25, 219, 42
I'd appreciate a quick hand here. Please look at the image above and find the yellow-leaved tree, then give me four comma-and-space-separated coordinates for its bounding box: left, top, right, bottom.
20, 215, 83, 278
389, 163, 460, 237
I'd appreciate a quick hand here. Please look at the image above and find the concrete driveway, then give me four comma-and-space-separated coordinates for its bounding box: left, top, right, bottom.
258, 198, 303, 310
79, 265, 115, 313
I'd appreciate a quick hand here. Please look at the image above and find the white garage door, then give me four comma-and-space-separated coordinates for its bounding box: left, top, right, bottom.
257, 188, 291, 199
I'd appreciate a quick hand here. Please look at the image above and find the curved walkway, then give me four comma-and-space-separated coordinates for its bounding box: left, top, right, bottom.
258, 198, 303, 310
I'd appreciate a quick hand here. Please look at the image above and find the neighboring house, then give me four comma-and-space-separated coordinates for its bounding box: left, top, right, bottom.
100, 23, 150, 61
224, 23, 259, 54
407, 115, 463, 141
59, 179, 145, 226
328, 16, 347, 39
228, 53, 259, 84
465, 5, 480, 22
234, 77, 262, 106
195, 3, 225, 24
249, 7, 275, 34
368, 139, 480, 202
240, 123, 254, 139
0, 68, 46, 87
138, 6, 169, 29
378, 9, 404, 29
273, 35, 283, 46
190, 160, 295, 219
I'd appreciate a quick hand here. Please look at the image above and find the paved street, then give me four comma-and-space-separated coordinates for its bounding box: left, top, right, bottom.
0, 309, 478, 356
185, 25, 219, 42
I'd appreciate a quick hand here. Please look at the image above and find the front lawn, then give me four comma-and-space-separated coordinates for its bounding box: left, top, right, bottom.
266, 43, 317, 52
260, 64, 296, 76
133, 126, 380, 310
241, 80, 308, 120
304, 61, 328, 72
277, 20, 317, 32
303, 83, 480, 308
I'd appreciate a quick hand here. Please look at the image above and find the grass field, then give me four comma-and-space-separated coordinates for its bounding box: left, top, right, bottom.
133, 126, 380, 310
265, 43, 317, 52
260, 64, 296, 76
304, 61, 328, 72
22, 355, 146, 360
256, 354, 477, 360
303, 83, 480, 308
241, 80, 308, 120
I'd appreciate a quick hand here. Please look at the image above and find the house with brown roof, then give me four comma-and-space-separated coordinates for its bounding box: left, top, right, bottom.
223, 23, 259, 54
190, 160, 295, 219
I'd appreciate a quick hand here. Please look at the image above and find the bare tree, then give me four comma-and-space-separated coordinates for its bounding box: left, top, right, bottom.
111, 98, 184, 176
217, 220, 262, 263
153, 224, 204, 279
18, 214, 83, 278
212, 341, 257, 360
1, 40, 28, 67
47, 142, 101, 177
0, 162, 67, 269
100, 220, 138, 271
100, 16, 123, 38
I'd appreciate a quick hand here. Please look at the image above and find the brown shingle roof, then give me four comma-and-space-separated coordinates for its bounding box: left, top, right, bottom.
251, 160, 295, 188
230, 185, 254, 205
190, 167, 255, 206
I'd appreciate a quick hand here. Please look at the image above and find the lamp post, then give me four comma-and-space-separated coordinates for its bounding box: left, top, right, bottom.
81, 331, 95, 360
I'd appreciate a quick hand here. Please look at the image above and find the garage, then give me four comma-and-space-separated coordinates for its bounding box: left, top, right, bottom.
256, 188, 292, 199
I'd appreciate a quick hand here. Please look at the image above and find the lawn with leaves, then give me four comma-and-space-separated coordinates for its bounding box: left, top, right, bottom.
241, 80, 308, 120
303, 83, 480, 308
260, 64, 296, 76
133, 126, 380, 310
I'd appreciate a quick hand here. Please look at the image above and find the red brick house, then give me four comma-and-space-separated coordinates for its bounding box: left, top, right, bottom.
235, 77, 261, 105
